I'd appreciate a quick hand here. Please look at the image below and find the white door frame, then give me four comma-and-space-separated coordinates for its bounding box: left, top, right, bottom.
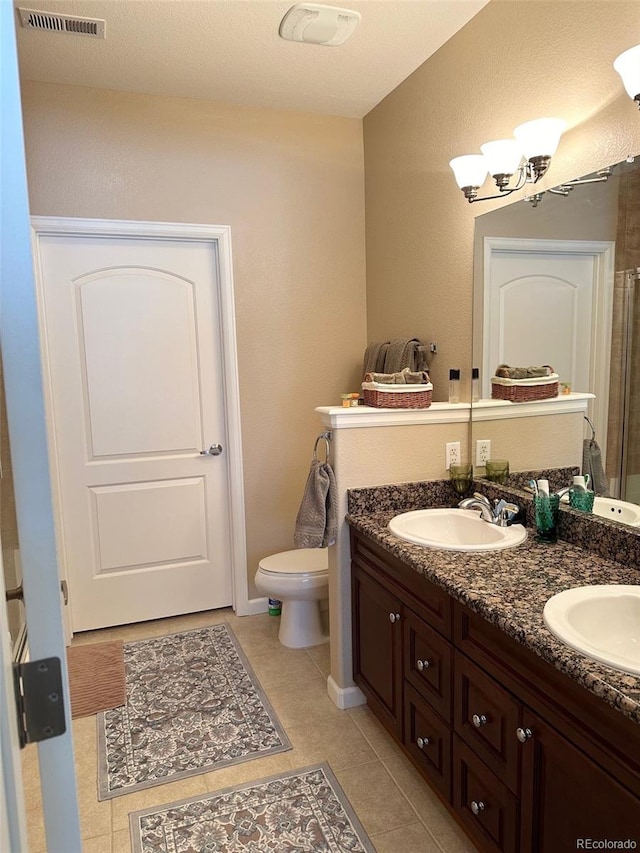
31, 217, 251, 637
483, 236, 615, 457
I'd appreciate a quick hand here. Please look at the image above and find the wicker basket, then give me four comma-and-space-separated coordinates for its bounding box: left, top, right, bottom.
362, 381, 433, 409
491, 375, 559, 402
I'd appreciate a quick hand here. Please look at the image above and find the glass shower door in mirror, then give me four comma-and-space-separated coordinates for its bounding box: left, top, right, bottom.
1, 349, 25, 661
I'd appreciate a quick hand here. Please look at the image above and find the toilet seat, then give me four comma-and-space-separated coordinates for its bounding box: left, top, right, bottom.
258, 548, 328, 577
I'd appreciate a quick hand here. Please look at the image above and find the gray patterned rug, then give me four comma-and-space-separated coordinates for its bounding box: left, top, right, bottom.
129, 763, 375, 853
97, 624, 291, 799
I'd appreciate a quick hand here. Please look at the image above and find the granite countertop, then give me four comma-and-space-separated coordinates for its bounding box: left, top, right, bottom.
346, 505, 640, 726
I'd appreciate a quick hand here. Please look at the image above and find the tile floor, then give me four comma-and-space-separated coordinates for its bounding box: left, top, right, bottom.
22, 608, 477, 852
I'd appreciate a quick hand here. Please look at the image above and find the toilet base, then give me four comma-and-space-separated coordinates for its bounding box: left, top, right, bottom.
279, 599, 328, 648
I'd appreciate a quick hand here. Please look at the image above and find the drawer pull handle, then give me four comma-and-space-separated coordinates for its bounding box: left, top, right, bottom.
416, 659, 430, 672
389, 612, 401, 623
416, 736, 430, 749
516, 726, 533, 743
470, 800, 486, 816
472, 713, 488, 728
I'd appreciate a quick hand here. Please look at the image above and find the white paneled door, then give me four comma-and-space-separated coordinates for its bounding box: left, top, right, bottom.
483, 237, 615, 453
35, 231, 234, 631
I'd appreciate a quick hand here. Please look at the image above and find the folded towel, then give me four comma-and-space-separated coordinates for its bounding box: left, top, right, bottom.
495, 364, 554, 379
365, 368, 430, 385
582, 438, 610, 496
383, 337, 428, 374
363, 341, 390, 378
294, 459, 338, 548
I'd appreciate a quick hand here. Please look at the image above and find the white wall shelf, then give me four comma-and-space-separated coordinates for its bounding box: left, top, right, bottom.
316, 401, 471, 429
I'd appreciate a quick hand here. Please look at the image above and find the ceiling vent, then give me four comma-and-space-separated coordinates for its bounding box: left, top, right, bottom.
17, 7, 106, 38
279, 3, 360, 46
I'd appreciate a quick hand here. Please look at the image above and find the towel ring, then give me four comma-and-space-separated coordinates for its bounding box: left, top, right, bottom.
313, 431, 331, 464
584, 415, 596, 441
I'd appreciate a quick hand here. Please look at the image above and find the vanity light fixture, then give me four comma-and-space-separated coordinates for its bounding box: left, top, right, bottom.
449, 117, 566, 203
614, 44, 640, 108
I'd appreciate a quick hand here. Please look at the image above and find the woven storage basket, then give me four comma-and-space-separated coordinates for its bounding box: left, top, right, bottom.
491, 375, 559, 402
362, 381, 433, 409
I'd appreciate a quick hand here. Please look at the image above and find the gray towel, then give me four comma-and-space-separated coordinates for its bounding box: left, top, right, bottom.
294, 459, 338, 548
582, 438, 610, 496
383, 337, 428, 374
363, 341, 390, 377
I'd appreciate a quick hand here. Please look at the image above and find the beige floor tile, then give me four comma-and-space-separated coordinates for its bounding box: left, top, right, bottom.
24, 782, 46, 852
286, 713, 376, 771
265, 673, 344, 728
20, 743, 41, 792
247, 643, 326, 689
203, 750, 296, 791
383, 751, 478, 852
78, 780, 111, 839
333, 760, 417, 837
369, 820, 443, 852
227, 613, 281, 655
82, 834, 112, 853
306, 640, 331, 678
111, 775, 209, 831
348, 704, 402, 759
112, 828, 132, 853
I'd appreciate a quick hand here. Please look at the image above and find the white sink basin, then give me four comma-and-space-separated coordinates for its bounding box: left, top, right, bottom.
591, 497, 640, 526
388, 508, 527, 552
544, 585, 640, 675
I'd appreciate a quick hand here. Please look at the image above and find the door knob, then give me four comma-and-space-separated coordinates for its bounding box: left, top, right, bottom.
200, 444, 223, 456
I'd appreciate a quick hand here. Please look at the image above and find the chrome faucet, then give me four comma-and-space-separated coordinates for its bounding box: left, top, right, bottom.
458, 493, 520, 527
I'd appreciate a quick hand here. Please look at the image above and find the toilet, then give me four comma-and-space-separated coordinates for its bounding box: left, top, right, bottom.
255, 548, 329, 648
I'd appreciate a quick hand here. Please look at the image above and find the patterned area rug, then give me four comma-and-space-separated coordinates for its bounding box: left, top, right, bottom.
129, 763, 375, 853
97, 624, 291, 799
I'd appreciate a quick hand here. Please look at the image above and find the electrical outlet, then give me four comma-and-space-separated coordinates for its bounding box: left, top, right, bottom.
446, 441, 461, 470
476, 439, 491, 467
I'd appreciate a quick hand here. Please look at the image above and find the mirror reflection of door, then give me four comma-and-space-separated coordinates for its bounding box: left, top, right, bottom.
0, 348, 25, 662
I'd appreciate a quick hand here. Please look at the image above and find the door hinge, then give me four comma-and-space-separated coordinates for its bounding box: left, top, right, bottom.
12, 657, 66, 748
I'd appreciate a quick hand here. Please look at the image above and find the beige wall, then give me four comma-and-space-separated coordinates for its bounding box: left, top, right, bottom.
364, 0, 640, 402
20, 82, 367, 599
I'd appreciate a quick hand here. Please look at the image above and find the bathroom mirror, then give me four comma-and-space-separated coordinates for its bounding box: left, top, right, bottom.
471, 153, 640, 516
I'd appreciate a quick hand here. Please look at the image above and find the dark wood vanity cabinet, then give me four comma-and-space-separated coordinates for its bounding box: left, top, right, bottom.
350, 528, 640, 853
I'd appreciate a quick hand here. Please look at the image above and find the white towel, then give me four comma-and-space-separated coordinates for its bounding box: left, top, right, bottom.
294, 459, 338, 548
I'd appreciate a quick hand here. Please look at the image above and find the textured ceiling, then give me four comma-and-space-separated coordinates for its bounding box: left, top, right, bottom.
15, 0, 489, 118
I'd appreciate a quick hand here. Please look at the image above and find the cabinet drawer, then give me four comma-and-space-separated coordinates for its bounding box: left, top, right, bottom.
404, 682, 452, 801
454, 652, 520, 793
453, 734, 518, 853
404, 608, 453, 723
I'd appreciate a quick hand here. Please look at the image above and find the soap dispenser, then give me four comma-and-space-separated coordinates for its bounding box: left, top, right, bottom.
449, 369, 460, 404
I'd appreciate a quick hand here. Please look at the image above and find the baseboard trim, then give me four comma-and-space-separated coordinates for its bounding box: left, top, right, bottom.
237, 596, 269, 616
327, 675, 366, 709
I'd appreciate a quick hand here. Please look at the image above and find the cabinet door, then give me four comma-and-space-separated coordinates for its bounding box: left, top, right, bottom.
404, 607, 453, 723
352, 565, 403, 737
453, 734, 519, 853
520, 708, 640, 852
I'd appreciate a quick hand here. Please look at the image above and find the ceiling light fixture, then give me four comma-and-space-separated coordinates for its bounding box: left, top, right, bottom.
614, 44, 640, 108
449, 117, 566, 203
279, 3, 361, 46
